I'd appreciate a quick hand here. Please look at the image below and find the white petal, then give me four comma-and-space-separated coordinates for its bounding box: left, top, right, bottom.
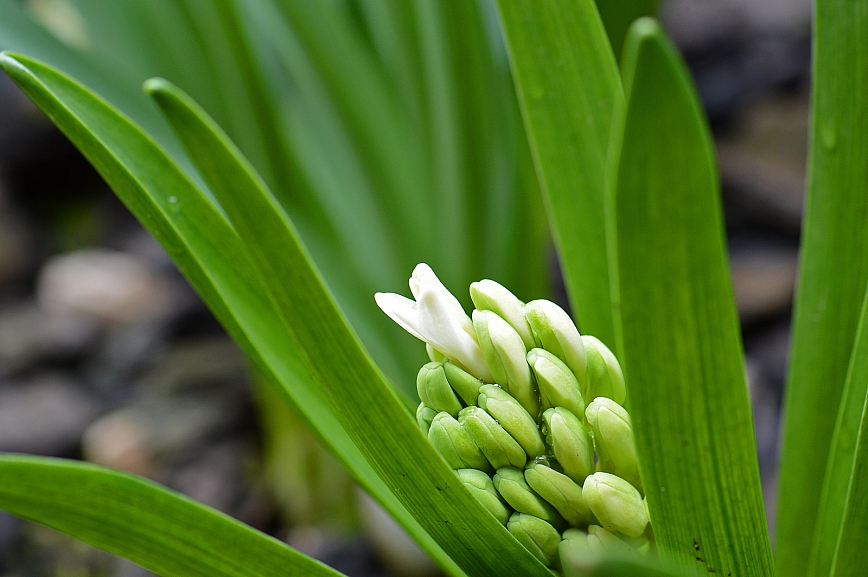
374, 292, 426, 342
378, 264, 493, 382
410, 263, 474, 336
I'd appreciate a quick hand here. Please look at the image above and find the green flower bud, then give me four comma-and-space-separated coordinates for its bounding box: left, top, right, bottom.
582, 473, 649, 537
528, 348, 584, 417
477, 385, 545, 457
586, 525, 638, 557
507, 512, 562, 568
524, 462, 593, 527
427, 412, 492, 473
459, 406, 526, 469
585, 398, 640, 489
524, 299, 587, 382
582, 336, 625, 405
559, 528, 595, 569
470, 279, 535, 350
493, 467, 565, 528
456, 469, 511, 525
473, 310, 538, 416
416, 403, 438, 435
542, 407, 594, 484
417, 362, 463, 416
442, 361, 484, 406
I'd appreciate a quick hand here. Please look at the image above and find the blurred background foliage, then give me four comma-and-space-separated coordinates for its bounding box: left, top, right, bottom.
0, 0, 810, 575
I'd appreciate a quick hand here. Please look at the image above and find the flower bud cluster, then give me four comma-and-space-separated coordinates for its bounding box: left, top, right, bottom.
377, 265, 652, 570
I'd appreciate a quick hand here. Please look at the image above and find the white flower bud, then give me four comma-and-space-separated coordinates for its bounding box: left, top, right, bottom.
524, 462, 593, 527
473, 310, 538, 416
469, 279, 535, 349
585, 397, 640, 490
542, 407, 594, 484
375, 263, 492, 381
477, 385, 545, 458
524, 299, 587, 381
528, 348, 584, 417
582, 336, 625, 405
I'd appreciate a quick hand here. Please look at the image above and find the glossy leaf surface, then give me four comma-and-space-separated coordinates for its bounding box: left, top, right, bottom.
827, 297, 868, 577
494, 0, 622, 349
146, 79, 549, 577
0, 51, 462, 577
776, 1, 868, 574
594, 0, 661, 59
0, 455, 342, 577
610, 20, 773, 576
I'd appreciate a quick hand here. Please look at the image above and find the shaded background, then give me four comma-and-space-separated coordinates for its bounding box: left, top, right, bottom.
0, 0, 810, 574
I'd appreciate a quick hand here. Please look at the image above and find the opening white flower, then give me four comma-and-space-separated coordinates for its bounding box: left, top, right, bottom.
375, 263, 492, 381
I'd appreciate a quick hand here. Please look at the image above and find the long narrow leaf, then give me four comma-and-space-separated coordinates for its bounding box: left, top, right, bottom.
494, 0, 622, 349
594, 0, 661, 59
810, 289, 868, 577
146, 78, 549, 577
611, 20, 773, 576
775, 1, 868, 574
0, 51, 462, 577
0, 455, 342, 577
824, 290, 868, 576
566, 556, 689, 577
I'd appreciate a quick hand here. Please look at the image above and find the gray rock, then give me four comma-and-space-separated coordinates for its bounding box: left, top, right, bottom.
81, 409, 154, 477
168, 440, 253, 514
718, 95, 809, 232
0, 303, 101, 373
138, 337, 246, 395
729, 244, 798, 326
37, 248, 187, 324
661, 0, 812, 51
0, 375, 101, 455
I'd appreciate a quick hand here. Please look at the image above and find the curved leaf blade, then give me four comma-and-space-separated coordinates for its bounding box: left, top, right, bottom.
494, 0, 622, 349
0, 51, 462, 577
777, 1, 868, 574
611, 20, 774, 576
826, 293, 868, 577
0, 455, 342, 577
594, 0, 661, 60
810, 291, 868, 577
145, 78, 549, 577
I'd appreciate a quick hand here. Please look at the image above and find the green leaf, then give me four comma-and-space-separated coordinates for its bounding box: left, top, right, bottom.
565, 555, 692, 577
0, 0, 170, 142
776, 1, 868, 574
494, 0, 623, 349
610, 20, 774, 576
826, 295, 868, 577
0, 51, 461, 577
594, 0, 662, 59
0, 455, 342, 577
145, 78, 549, 577
810, 295, 868, 577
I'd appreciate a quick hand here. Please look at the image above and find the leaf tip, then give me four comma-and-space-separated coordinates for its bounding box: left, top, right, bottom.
622, 17, 668, 62
627, 17, 664, 43
142, 77, 173, 96
0, 51, 24, 73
